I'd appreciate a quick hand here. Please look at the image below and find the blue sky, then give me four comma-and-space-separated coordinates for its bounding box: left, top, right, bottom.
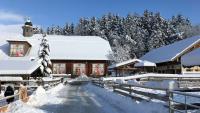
0, 0, 199, 27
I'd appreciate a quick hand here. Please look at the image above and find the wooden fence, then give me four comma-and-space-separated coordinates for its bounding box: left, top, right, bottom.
0, 78, 63, 90
92, 79, 200, 113
92, 79, 169, 101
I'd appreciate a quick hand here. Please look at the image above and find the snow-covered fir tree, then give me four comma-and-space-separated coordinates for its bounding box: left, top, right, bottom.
45, 10, 199, 63
38, 33, 52, 78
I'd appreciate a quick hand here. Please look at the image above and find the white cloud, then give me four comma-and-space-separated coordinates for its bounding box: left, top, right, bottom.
0, 10, 24, 23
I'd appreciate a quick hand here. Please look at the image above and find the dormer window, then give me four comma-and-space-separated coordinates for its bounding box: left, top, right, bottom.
7, 40, 32, 57
10, 44, 25, 57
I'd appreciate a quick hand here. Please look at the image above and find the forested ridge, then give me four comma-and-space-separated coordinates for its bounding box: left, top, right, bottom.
38, 10, 200, 63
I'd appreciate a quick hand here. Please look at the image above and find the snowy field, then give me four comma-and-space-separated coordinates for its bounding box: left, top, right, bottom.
5, 83, 168, 113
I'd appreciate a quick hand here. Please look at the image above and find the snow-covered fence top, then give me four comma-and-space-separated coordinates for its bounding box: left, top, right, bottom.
0, 78, 63, 90
101, 73, 200, 81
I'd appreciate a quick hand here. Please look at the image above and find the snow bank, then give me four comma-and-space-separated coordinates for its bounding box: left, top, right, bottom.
144, 80, 179, 89
75, 74, 89, 81
68, 74, 90, 83
27, 84, 64, 107
127, 79, 141, 85
6, 83, 65, 113
7, 101, 46, 113
115, 79, 126, 84
84, 83, 168, 113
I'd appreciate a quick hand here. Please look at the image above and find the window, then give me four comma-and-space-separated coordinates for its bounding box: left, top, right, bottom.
10, 44, 25, 57
92, 64, 104, 75
73, 63, 86, 75
53, 63, 66, 74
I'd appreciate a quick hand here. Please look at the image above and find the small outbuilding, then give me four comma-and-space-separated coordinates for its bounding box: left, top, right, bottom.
108, 59, 141, 76
134, 60, 156, 73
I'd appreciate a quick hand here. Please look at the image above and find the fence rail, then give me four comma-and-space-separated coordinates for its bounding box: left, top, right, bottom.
168, 91, 200, 113
92, 79, 200, 113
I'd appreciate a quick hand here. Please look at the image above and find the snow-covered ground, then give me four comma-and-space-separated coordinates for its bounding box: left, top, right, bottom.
5, 81, 200, 113
5, 83, 169, 113
83, 83, 168, 113
6, 84, 65, 113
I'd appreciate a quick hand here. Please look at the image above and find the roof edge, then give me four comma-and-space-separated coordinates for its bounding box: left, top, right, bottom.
171, 38, 200, 61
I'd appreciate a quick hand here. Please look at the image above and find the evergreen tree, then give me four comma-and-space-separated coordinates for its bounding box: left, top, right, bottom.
45, 11, 196, 63
38, 34, 52, 78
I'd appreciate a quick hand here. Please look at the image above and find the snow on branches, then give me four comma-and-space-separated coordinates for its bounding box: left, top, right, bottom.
38, 34, 52, 78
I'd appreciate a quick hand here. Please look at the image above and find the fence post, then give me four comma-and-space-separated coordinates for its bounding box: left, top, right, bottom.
0, 81, 1, 93
129, 85, 132, 95
102, 81, 105, 88
61, 78, 64, 83
113, 85, 115, 91
168, 81, 175, 113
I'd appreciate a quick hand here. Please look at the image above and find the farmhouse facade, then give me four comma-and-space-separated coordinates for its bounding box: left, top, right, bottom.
140, 36, 200, 74
0, 20, 112, 79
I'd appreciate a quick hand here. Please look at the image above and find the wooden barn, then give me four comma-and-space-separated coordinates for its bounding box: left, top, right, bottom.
108, 59, 141, 76
0, 20, 112, 79
140, 36, 200, 74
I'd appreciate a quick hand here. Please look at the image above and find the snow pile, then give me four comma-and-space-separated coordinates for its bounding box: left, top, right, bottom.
84, 83, 168, 113
68, 74, 90, 83
27, 84, 64, 107
6, 83, 65, 113
46, 83, 64, 96
115, 79, 126, 84
75, 74, 89, 81
7, 101, 46, 113
127, 79, 141, 85
27, 86, 47, 106
144, 80, 179, 89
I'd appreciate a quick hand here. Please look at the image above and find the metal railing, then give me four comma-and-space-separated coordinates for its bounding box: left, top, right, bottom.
169, 91, 200, 113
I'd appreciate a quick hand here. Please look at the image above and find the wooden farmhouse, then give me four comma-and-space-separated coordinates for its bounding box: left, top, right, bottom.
140, 36, 200, 74
108, 59, 141, 76
108, 59, 156, 76
0, 20, 112, 79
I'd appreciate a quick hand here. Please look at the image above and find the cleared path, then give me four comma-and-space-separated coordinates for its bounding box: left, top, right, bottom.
39, 85, 108, 113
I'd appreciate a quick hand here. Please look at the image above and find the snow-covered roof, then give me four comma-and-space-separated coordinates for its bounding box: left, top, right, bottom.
0, 60, 40, 75
134, 60, 156, 67
0, 76, 23, 81
181, 48, 200, 66
0, 28, 111, 75
140, 36, 200, 63
0, 34, 111, 61
108, 59, 141, 69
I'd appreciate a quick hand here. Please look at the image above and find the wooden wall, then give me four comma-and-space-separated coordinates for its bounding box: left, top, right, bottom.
51, 60, 108, 77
